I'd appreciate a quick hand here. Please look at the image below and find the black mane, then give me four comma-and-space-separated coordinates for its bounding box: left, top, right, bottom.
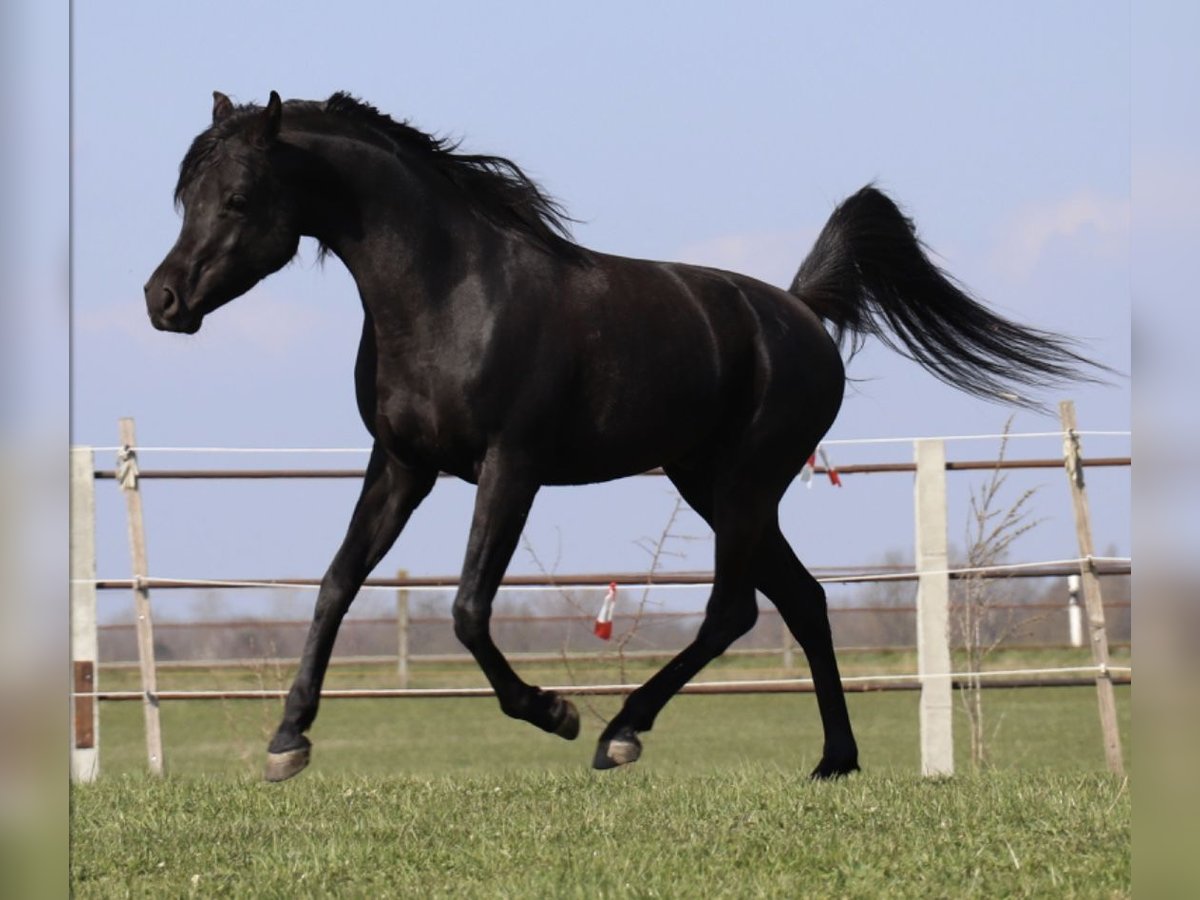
176, 92, 588, 264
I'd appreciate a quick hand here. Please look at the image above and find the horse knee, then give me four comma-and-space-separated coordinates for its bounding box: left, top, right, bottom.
452, 599, 488, 649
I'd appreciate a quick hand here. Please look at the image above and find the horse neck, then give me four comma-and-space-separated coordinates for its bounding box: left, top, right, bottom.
288, 132, 482, 315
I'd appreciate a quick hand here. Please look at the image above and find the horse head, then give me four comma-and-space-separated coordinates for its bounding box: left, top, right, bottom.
144, 91, 301, 333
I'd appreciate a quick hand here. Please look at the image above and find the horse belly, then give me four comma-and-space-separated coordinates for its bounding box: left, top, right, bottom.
545, 315, 735, 484
547, 393, 720, 484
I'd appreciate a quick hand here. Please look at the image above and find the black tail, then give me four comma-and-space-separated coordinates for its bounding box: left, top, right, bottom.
790, 185, 1106, 407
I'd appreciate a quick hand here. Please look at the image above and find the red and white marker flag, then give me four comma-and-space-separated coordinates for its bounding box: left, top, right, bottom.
594, 581, 618, 640
818, 446, 842, 487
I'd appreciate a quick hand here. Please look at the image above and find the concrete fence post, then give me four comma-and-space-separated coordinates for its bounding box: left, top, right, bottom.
914, 439, 954, 776
1067, 574, 1084, 648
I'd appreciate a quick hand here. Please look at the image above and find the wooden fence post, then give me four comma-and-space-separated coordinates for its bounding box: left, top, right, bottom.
1059, 401, 1125, 775
914, 439, 954, 776
70, 447, 99, 782
396, 568, 409, 688
117, 418, 165, 776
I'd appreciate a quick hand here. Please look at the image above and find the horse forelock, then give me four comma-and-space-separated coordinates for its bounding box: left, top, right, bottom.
173, 103, 263, 207
174, 99, 321, 207
175, 130, 221, 207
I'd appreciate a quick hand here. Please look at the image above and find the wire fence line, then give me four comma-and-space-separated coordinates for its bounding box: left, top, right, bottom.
78, 664, 1133, 703
82, 429, 1131, 455
95, 601, 1132, 631
94, 641, 1135, 672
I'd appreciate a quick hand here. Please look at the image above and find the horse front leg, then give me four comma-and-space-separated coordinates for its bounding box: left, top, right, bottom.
451, 452, 580, 741
265, 446, 436, 782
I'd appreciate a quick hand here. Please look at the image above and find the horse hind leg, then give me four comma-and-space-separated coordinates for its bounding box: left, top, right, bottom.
593, 467, 774, 769
655, 464, 858, 778
756, 527, 859, 778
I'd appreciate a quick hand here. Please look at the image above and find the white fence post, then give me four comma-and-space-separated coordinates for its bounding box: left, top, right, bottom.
70, 447, 99, 782
914, 439, 954, 776
1067, 574, 1084, 648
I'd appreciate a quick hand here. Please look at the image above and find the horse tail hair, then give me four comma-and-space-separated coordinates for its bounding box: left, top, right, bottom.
789, 184, 1106, 407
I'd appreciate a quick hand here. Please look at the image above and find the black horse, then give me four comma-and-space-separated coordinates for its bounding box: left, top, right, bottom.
146, 92, 1097, 781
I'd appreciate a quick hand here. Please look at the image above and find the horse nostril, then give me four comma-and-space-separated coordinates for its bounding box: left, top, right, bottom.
161, 286, 180, 316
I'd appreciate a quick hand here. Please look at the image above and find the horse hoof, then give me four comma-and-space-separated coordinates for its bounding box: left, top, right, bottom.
592, 731, 642, 770
264, 744, 311, 782
552, 697, 581, 740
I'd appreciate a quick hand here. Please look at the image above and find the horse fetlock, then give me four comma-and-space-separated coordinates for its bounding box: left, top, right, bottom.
505, 690, 580, 740
549, 694, 580, 740
267, 729, 310, 754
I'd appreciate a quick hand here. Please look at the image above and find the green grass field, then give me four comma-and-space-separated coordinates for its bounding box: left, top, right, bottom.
72, 652, 1130, 897
72, 769, 1128, 899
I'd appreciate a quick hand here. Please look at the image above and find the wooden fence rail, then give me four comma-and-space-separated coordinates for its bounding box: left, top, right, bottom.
92, 456, 1131, 482
87, 560, 1130, 593
84, 675, 1131, 703
95, 642, 1133, 672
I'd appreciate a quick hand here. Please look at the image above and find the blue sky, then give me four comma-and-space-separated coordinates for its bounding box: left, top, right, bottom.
60, 3, 1143, 622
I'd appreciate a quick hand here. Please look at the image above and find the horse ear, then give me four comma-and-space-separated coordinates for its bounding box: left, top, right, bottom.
250, 90, 283, 148
212, 91, 234, 124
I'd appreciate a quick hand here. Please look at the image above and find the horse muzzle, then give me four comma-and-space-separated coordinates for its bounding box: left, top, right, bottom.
144, 276, 203, 334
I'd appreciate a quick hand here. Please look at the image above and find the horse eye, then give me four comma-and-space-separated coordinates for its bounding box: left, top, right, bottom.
226, 193, 249, 211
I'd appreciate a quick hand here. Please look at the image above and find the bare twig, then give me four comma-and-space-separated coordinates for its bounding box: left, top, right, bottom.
955, 417, 1048, 769
518, 492, 708, 724
519, 531, 609, 725
615, 495, 688, 684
